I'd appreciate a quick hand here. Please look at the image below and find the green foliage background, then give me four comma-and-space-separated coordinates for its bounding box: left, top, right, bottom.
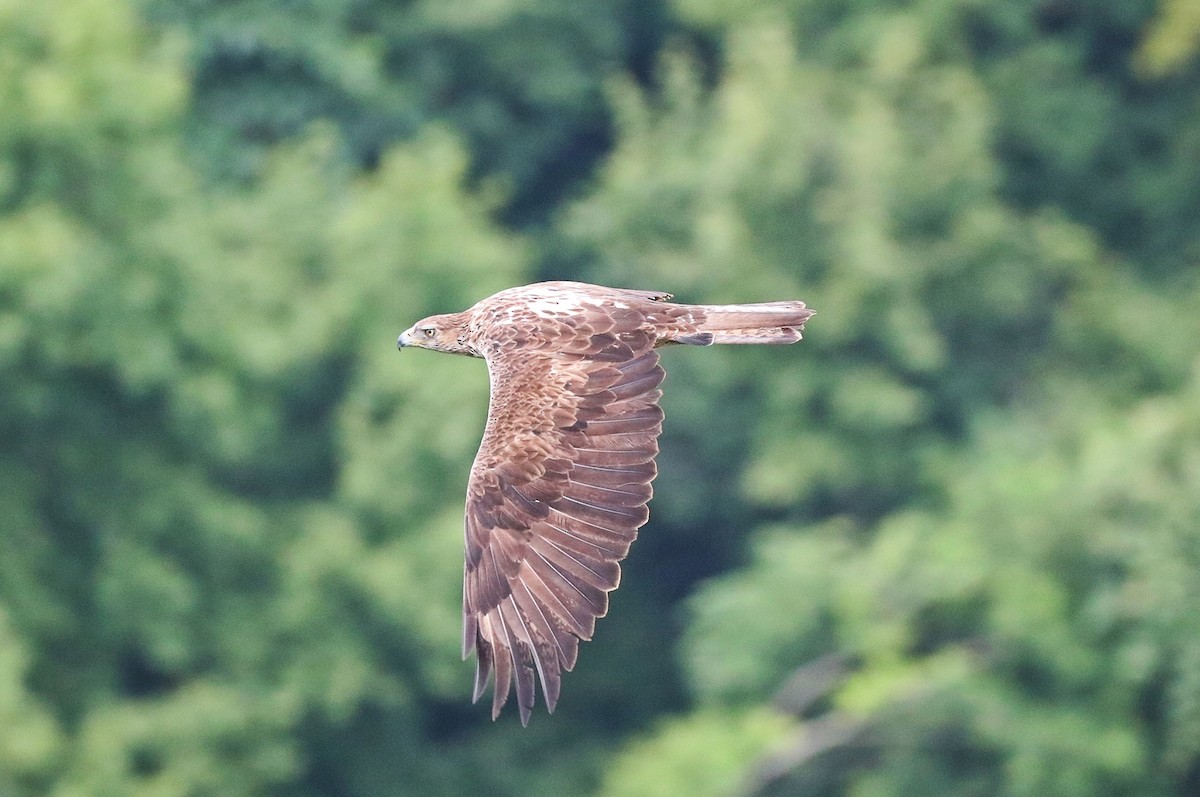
2, 0, 1198, 795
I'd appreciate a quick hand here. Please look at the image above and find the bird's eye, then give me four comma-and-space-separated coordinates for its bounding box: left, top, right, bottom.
421, 327, 436, 338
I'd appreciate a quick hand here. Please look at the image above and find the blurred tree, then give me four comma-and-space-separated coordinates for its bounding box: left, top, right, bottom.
144, 0, 677, 224
0, 608, 60, 797
565, 9, 1090, 534
957, 0, 1200, 279
1138, 0, 1200, 75
572, 1, 1200, 796
670, 359, 1200, 796
0, 0, 558, 794
3, 0, 1200, 795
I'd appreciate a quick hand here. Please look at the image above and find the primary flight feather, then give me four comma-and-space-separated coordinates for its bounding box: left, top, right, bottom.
396, 281, 814, 725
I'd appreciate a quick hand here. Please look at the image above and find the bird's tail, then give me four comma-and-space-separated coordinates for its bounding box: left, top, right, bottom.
680, 301, 814, 345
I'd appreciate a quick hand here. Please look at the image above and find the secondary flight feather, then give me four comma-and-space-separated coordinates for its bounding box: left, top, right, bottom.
396, 281, 814, 725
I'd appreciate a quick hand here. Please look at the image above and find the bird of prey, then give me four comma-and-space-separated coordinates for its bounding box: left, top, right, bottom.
396, 281, 814, 725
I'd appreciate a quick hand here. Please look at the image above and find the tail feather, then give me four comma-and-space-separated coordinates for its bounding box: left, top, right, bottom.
691, 301, 814, 345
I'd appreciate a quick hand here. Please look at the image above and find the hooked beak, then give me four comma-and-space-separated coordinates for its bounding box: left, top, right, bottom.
397, 329, 413, 350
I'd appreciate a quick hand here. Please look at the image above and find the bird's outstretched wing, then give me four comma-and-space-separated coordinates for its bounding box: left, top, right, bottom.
462, 306, 664, 725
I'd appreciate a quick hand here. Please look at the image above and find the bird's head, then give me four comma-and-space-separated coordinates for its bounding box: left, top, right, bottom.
397, 312, 479, 357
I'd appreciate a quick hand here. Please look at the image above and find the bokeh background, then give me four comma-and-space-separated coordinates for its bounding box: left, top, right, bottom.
2, 0, 1199, 795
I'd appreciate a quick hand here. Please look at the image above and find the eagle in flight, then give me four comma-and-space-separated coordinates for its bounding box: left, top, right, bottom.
397, 281, 814, 725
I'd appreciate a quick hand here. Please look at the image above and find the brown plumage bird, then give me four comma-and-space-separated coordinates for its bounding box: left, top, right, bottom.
396, 281, 814, 725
